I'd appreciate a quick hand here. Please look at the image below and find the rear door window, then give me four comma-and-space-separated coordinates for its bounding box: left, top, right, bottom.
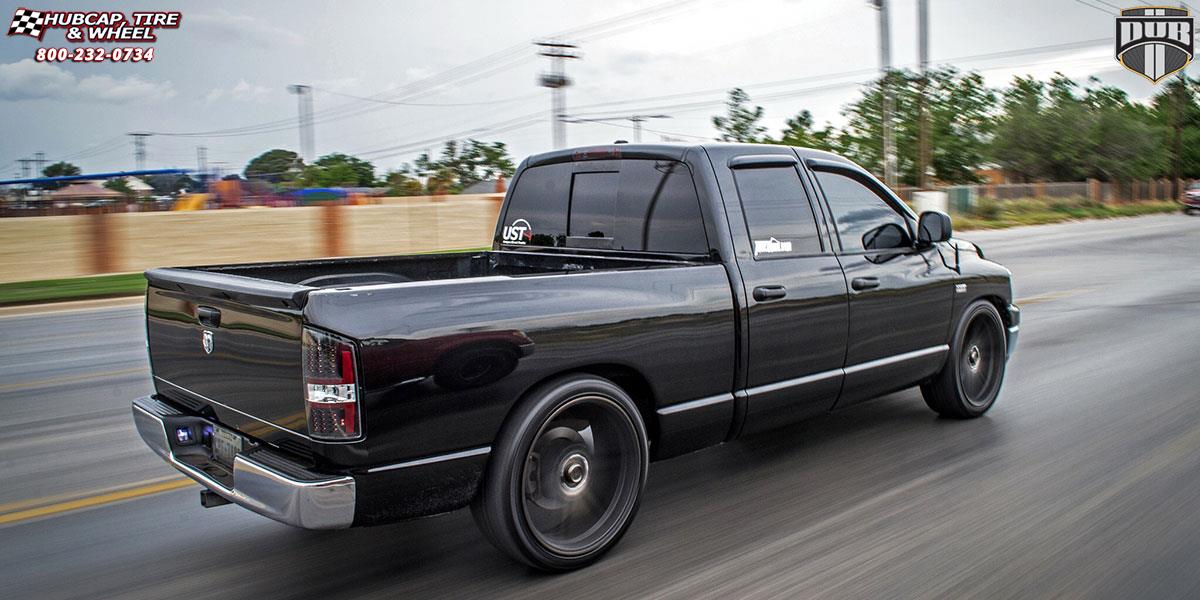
732, 166, 823, 258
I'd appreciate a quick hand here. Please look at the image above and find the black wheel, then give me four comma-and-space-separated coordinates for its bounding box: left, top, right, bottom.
472, 374, 648, 571
921, 300, 1008, 418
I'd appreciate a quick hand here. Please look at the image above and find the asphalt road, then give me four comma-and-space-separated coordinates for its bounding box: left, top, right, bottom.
3, 213, 1199, 599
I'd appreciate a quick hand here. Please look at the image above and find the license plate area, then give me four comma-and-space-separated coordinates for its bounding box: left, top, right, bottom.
210, 425, 243, 468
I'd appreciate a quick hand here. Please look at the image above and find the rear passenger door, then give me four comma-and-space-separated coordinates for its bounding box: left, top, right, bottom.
722, 154, 849, 435
807, 161, 955, 408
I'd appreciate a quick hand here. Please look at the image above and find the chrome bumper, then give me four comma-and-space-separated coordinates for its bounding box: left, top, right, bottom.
132, 396, 356, 529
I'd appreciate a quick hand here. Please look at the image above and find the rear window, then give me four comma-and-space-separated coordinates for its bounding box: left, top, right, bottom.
732, 166, 823, 258
501, 160, 709, 254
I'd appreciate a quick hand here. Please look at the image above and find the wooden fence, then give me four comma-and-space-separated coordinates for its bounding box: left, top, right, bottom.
0, 195, 504, 284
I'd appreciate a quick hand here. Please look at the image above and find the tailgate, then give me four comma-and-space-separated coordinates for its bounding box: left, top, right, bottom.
145, 268, 315, 445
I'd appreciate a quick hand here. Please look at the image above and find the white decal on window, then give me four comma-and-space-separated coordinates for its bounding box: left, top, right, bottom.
754, 237, 792, 255
502, 218, 532, 245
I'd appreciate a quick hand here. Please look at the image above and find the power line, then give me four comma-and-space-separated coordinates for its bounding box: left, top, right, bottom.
144, 0, 710, 140
312, 87, 541, 107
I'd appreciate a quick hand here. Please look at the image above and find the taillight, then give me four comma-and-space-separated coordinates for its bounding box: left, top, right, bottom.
302, 328, 361, 440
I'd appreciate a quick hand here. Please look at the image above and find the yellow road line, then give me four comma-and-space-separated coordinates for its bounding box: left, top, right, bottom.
0, 366, 148, 393
0, 475, 186, 514
0, 477, 193, 526
1015, 287, 1095, 306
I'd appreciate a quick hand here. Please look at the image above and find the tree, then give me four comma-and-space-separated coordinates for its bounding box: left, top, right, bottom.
245, 149, 303, 182
413, 139, 515, 192
383, 168, 424, 196
712, 88, 766, 142
774, 109, 839, 151
145, 174, 198, 195
297, 153, 377, 187
992, 74, 1164, 183
103, 177, 136, 200
1151, 76, 1200, 193
839, 67, 996, 185
39, 161, 81, 190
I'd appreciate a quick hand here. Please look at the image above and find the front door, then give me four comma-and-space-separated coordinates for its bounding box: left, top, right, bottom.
809, 165, 956, 407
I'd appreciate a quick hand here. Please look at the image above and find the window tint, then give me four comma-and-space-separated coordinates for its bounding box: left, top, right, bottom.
618, 160, 708, 254
501, 160, 708, 254
502, 163, 570, 247
814, 171, 909, 252
570, 172, 618, 239
733, 166, 822, 258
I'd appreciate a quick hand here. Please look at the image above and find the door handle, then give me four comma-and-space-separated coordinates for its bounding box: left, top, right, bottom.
753, 285, 788, 302
197, 306, 222, 328
850, 277, 880, 291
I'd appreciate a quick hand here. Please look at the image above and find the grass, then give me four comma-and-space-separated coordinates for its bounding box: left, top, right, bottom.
0, 272, 147, 306
953, 197, 1181, 231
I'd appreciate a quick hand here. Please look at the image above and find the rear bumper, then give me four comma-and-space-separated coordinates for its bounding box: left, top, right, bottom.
132, 396, 356, 529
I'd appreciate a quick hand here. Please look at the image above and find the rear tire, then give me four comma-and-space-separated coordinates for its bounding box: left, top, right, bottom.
921, 300, 1008, 418
472, 374, 648, 571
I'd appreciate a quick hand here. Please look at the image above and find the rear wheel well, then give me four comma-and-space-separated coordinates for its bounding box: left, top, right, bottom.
520, 365, 659, 451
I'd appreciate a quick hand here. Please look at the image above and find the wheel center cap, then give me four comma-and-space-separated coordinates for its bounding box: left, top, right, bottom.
561, 454, 588, 489
967, 346, 981, 370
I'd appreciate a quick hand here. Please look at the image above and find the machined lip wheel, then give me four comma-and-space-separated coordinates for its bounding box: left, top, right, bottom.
959, 311, 1004, 407
520, 394, 642, 558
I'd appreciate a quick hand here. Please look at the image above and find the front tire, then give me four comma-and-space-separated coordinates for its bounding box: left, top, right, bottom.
921, 300, 1008, 418
472, 374, 649, 571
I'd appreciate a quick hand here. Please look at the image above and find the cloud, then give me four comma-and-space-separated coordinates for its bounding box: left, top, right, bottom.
0, 59, 176, 103
189, 10, 304, 47
204, 79, 277, 104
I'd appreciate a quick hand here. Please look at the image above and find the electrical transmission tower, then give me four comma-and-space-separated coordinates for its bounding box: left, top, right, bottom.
196, 146, 208, 180
536, 41, 579, 149
129, 133, 151, 170
288, 85, 315, 163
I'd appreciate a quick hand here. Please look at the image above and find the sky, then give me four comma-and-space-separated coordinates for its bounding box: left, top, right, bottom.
0, 0, 1192, 180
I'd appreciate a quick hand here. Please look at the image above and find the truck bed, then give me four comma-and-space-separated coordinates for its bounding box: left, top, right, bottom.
146, 250, 700, 309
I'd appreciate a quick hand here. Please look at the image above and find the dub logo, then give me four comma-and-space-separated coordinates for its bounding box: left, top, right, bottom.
1116, 7, 1194, 83
503, 218, 533, 245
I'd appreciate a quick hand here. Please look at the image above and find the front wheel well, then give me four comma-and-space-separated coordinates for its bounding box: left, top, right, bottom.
977, 294, 1013, 327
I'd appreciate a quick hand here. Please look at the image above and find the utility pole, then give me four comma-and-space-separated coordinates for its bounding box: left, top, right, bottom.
917, 0, 931, 189
536, 41, 580, 149
129, 133, 151, 171
33, 151, 46, 176
17, 158, 34, 179
196, 146, 208, 180
870, 0, 897, 188
288, 84, 315, 163
629, 115, 671, 143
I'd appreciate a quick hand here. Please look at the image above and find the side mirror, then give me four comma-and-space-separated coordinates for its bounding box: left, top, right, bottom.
917, 210, 952, 245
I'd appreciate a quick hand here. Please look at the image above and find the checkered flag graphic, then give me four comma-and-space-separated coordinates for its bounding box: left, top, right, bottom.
8, 8, 46, 39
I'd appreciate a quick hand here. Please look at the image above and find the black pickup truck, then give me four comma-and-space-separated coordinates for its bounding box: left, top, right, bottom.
132, 143, 1018, 570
